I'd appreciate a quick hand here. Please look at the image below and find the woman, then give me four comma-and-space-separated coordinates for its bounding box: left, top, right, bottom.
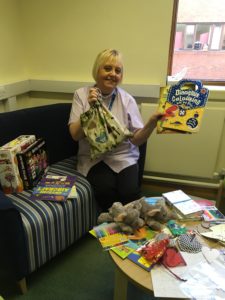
69, 49, 163, 210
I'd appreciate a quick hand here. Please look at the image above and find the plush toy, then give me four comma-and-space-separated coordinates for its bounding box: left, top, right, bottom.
97, 198, 177, 233
109, 202, 127, 222
97, 202, 127, 225
140, 198, 177, 231
97, 212, 114, 224
97, 201, 144, 234
116, 205, 145, 234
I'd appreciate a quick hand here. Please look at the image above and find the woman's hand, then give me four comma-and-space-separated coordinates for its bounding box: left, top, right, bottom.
88, 88, 100, 105
147, 111, 165, 128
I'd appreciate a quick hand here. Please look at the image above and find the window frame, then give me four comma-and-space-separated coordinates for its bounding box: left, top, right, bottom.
167, 0, 225, 86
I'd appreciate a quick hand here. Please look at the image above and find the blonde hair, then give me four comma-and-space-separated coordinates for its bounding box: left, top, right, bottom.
92, 49, 123, 81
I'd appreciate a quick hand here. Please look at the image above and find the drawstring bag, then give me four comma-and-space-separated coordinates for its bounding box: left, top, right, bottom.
80, 94, 133, 160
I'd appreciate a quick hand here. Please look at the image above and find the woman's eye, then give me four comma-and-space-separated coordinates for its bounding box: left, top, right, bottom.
104, 66, 112, 72
115, 68, 122, 74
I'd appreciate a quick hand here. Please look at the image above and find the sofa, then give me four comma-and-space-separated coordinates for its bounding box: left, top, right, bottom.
0, 103, 146, 294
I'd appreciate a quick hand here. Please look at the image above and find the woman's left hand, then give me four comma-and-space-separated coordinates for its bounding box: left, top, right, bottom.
148, 111, 165, 128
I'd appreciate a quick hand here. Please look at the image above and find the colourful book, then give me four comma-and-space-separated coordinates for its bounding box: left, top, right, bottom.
91, 222, 120, 238
111, 240, 140, 259
0, 135, 36, 193
17, 138, 48, 189
98, 233, 129, 250
38, 175, 76, 187
127, 251, 155, 271
145, 197, 164, 205
38, 175, 77, 198
31, 174, 76, 202
128, 226, 156, 242
163, 190, 202, 217
202, 206, 225, 221
194, 198, 215, 207
157, 79, 209, 134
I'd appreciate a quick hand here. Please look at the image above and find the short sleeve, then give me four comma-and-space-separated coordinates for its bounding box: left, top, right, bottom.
68, 87, 90, 125
126, 97, 144, 132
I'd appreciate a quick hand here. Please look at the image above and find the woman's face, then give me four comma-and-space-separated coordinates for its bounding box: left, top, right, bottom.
96, 59, 123, 95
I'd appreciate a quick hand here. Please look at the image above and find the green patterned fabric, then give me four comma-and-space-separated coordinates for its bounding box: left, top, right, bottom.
80, 100, 133, 159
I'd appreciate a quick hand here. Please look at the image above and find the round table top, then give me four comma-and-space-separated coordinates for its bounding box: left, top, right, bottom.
109, 220, 222, 294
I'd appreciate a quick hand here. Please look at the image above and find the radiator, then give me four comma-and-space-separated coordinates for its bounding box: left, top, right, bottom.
140, 103, 225, 185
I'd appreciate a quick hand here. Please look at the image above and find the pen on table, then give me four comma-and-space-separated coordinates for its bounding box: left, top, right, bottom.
190, 233, 196, 242
208, 219, 225, 223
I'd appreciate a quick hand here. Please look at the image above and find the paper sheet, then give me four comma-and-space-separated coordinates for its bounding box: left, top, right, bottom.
151, 252, 205, 298
201, 224, 225, 242
151, 250, 225, 299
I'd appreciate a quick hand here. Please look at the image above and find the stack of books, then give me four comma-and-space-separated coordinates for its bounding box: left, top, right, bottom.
17, 138, 48, 189
162, 190, 203, 218
0, 135, 36, 193
90, 222, 157, 271
31, 175, 77, 202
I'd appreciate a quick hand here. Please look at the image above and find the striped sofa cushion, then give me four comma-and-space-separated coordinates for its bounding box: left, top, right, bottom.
7, 157, 97, 273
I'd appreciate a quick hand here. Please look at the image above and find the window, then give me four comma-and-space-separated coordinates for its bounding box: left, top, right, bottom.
168, 0, 225, 85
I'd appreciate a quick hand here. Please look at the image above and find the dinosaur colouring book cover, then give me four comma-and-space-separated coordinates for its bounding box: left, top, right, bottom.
157, 79, 209, 134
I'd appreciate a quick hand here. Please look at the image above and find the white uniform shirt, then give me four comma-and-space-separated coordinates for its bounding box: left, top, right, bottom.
68, 86, 144, 176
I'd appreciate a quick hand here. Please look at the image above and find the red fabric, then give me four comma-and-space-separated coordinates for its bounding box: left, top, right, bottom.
162, 248, 186, 267
138, 239, 169, 264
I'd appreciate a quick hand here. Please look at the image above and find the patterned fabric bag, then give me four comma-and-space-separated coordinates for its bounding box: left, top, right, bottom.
80, 98, 133, 160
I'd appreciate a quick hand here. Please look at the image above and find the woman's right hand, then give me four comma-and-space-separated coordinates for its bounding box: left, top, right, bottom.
88, 88, 100, 105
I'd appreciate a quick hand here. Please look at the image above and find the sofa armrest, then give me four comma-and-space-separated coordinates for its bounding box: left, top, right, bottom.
0, 191, 28, 280
0, 189, 15, 210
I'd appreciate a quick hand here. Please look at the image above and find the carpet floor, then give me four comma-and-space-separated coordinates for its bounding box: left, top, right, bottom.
1, 234, 160, 300
1, 188, 162, 300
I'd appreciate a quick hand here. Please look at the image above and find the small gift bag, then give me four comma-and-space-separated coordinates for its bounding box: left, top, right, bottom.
80, 97, 133, 160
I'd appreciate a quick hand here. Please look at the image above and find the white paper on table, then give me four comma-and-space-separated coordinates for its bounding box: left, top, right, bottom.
179, 258, 225, 299
201, 224, 225, 242
163, 190, 191, 204
151, 252, 205, 298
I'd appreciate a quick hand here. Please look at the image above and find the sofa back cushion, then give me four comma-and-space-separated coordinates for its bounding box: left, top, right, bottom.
0, 103, 146, 185
0, 103, 77, 164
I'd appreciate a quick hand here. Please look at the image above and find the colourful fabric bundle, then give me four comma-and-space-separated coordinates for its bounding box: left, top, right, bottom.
80, 99, 133, 159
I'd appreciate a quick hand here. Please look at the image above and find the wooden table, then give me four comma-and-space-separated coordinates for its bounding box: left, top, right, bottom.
110, 250, 154, 300
109, 221, 222, 300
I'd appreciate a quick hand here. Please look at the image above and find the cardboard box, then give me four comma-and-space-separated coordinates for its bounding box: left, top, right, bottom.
0, 135, 36, 193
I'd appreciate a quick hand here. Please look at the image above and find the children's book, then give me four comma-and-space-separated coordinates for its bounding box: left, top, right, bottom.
128, 226, 156, 242
127, 251, 155, 271
157, 86, 182, 134
38, 175, 77, 199
111, 240, 139, 259
193, 198, 215, 208
202, 206, 225, 221
90, 222, 120, 238
163, 190, 202, 217
157, 79, 209, 134
98, 233, 129, 250
31, 174, 76, 202
0, 135, 36, 193
17, 138, 48, 189
144, 196, 164, 205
